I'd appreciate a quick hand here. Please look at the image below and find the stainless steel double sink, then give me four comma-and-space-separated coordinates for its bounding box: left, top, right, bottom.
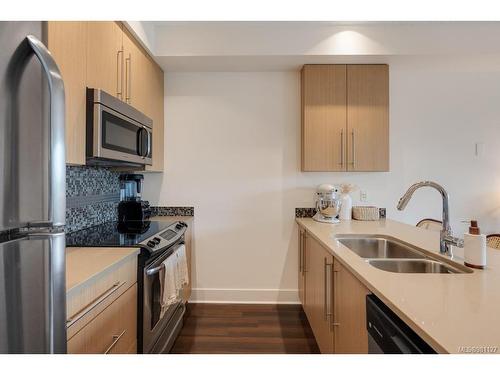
336, 235, 472, 274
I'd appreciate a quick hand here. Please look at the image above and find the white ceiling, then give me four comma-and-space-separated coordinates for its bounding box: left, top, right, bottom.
125, 21, 500, 71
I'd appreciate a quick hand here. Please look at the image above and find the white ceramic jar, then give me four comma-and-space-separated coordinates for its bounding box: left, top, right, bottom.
339, 193, 352, 221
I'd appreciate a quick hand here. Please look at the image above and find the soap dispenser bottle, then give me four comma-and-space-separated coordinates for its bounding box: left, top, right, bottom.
463, 220, 487, 269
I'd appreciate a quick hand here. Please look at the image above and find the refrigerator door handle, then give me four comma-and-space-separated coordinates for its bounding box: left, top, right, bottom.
25, 232, 67, 353
26, 35, 66, 228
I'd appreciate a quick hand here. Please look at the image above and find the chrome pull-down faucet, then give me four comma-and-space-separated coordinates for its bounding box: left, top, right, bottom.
397, 181, 463, 256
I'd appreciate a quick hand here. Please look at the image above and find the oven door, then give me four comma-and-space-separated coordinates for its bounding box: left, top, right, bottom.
142, 242, 185, 353
93, 103, 152, 165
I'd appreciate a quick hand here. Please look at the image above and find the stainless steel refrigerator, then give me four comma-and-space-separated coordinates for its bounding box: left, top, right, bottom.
0, 22, 67, 353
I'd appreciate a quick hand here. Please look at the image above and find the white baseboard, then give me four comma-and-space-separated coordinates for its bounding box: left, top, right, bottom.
189, 288, 300, 304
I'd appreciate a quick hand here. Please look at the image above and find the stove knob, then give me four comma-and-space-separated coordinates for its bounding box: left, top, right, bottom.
153, 237, 161, 244
147, 240, 156, 248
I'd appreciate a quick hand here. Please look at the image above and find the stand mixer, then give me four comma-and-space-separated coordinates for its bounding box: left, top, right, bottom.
313, 184, 341, 224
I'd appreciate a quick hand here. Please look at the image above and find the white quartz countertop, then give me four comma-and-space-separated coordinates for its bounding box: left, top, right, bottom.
296, 217, 500, 354
66, 247, 139, 293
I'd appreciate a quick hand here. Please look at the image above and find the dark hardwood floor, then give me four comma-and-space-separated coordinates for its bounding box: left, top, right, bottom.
171, 303, 320, 354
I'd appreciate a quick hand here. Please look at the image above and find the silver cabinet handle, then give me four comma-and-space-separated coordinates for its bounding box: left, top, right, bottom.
104, 330, 126, 354
125, 53, 131, 103
332, 269, 340, 328
302, 232, 307, 273
299, 231, 303, 273
129, 54, 132, 102
66, 281, 126, 328
339, 129, 344, 168
324, 258, 333, 321
350, 130, 356, 169
116, 49, 123, 99
26, 35, 66, 228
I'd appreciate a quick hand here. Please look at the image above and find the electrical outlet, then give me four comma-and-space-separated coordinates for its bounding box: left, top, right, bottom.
360, 190, 368, 202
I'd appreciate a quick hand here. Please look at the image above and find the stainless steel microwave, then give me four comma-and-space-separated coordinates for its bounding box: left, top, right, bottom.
86, 88, 153, 166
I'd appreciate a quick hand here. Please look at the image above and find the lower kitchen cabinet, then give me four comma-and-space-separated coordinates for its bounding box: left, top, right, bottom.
66, 248, 139, 354
333, 259, 370, 354
299, 227, 369, 354
304, 232, 334, 354
298, 227, 306, 305
67, 284, 137, 354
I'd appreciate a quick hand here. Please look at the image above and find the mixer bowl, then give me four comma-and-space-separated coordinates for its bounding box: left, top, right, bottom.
317, 194, 341, 218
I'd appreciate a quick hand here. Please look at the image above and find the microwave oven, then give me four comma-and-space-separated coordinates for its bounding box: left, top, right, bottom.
86, 88, 152, 166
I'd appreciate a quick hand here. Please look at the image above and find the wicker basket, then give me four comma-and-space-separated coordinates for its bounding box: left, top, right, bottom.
352, 206, 380, 221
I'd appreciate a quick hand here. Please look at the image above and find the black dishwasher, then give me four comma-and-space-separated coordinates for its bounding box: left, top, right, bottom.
366, 294, 436, 354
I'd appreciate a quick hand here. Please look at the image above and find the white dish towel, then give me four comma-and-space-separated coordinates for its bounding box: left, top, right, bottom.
159, 254, 177, 318
174, 244, 189, 290
159, 244, 189, 319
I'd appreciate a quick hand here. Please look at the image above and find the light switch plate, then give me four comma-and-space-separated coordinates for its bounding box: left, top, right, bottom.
475, 142, 484, 158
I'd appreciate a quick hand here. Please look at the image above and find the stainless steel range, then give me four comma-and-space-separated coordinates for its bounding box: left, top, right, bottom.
67, 220, 188, 353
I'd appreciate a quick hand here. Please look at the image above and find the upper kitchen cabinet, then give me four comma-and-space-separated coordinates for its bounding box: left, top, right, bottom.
122, 29, 150, 115
48, 21, 165, 171
347, 65, 389, 172
301, 64, 389, 172
47, 21, 87, 165
123, 29, 165, 172
301, 65, 347, 171
145, 61, 165, 172
86, 22, 124, 99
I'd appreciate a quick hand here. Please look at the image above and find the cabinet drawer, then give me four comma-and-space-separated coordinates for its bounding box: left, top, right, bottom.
68, 284, 137, 354
66, 254, 137, 339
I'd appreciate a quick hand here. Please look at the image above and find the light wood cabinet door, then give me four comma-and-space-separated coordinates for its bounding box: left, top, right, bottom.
301, 65, 347, 171
298, 228, 306, 305
303, 232, 314, 323
67, 284, 137, 354
47, 21, 87, 165
145, 61, 165, 172
304, 234, 334, 354
66, 250, 138, 340
347, 64, 389, 171
122, 30, 165, 172
86, 21, 123, 99
122, 29, 150, 115
333, 259, 370, 353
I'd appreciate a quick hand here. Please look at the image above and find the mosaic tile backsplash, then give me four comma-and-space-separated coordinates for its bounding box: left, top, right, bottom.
65, 166, 195, 233
151, 206, 194, 217
66, 166, 121, 232
295, 207, 386, 219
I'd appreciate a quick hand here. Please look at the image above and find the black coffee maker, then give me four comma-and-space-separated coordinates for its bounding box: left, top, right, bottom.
118, 174, 151, 224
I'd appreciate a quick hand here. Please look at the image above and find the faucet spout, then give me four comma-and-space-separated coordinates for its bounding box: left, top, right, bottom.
397, 181, 461, 256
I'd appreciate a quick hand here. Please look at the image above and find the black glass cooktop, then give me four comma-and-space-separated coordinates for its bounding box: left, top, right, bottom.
66, 220, 175, 248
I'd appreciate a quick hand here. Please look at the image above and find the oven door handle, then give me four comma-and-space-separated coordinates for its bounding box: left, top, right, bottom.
145, 242, 184, 277
146, 263, 164, 277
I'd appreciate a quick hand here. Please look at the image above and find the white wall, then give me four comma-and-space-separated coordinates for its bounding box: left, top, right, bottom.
143, 56, 500, 303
